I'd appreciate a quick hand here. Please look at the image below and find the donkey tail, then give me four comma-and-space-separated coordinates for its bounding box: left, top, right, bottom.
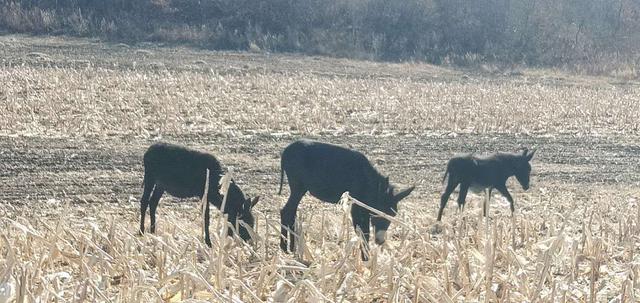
141, 167, 149, 189
441, 170, 449, 184
278, 162, 285, 195
441, 160, 452, 184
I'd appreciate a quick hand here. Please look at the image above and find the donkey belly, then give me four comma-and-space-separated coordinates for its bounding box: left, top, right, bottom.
308, 189, 343, 204
164, 188, 202, 199
303, 174, 353, 204
469, 182, 491, 194
158, 181, 204, 199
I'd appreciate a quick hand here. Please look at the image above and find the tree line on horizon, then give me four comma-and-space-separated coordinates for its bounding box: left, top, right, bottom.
1, 0, 638, 74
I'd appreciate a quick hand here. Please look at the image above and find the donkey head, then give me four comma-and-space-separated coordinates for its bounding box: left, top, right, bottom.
371, 176, 415, 245
237, 196, 260, 241
514, 148, 536, 190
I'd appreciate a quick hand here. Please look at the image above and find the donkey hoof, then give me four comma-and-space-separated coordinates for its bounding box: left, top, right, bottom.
430, 224, 443, 234
280, 241, 289, 253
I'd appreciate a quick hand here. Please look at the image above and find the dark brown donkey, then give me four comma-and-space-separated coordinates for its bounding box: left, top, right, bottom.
437, 148, 536, 221
279, 139, 415, 260
139, 142, 259, 245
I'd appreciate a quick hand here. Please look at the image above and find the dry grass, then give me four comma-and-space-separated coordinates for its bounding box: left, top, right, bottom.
0, 35, 639, 302
0, 37, 639, 138
1, 64, 639, 138
1, 186, 638, 302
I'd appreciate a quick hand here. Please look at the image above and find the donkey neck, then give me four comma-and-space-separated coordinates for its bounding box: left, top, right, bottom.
475, 152, 520, 176
496, 153, 522, 177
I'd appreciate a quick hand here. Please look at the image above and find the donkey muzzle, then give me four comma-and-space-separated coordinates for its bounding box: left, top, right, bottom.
374, 230, 387, 245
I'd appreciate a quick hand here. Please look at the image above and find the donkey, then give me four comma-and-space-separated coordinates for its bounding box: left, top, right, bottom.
139, 142, 259, 245
436, 148, 536, 221
278, 139, 415, 260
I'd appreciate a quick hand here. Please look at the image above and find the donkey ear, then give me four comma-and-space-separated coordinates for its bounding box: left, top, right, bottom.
526, 149, 536, 161
393, 185, 415, 203
250, 196, 260, 208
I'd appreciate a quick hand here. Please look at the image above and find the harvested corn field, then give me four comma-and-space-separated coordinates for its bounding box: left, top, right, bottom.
0, 35, 639, 302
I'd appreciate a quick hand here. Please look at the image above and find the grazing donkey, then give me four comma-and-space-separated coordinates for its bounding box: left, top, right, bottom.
278, 139, 415, 260
436, 148, 536, 221
139, 142, 259, 245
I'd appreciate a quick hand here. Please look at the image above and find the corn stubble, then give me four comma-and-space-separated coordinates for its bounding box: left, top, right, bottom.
1, 40, 639, 302
0, 187, 637, 302
0, 63, 638, 138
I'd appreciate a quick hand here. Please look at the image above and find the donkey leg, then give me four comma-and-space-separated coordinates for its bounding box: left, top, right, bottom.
496, 185, 515, 214
437, 180, 459, 221
457, 182, 470, 214
483, 188, 493, 217
351, 206, 371, 261
204, 200, 212, 246
148, 187, 164, 234
280, 190, 305, 253
139, 179, 154, 235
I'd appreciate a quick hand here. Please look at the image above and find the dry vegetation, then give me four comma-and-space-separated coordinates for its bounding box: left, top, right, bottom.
3, 65, 639, 137
0, 35, 639, 302
2, 187, 640, 302
1, 37, 639, 138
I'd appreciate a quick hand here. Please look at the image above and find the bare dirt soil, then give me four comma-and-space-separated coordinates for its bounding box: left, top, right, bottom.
2, 132, 638, 212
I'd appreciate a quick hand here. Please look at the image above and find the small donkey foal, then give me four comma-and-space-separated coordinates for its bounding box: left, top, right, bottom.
437, 148, 536, 221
